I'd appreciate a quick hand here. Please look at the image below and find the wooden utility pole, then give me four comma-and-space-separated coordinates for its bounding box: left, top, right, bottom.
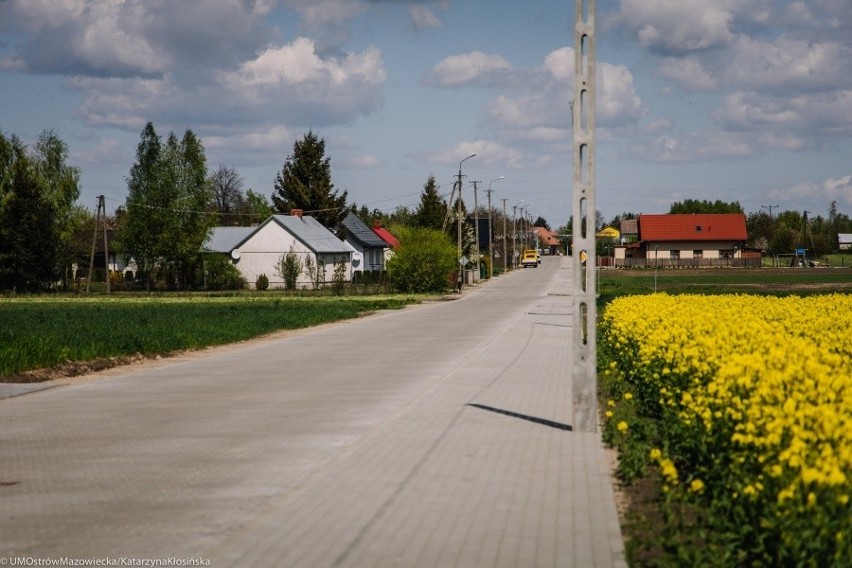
572, 0, 596, 432
86, 195, 110, 293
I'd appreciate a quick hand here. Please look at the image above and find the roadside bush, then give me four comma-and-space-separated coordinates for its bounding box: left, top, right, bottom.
204, 254, 246, 290
386, 225, 455, 293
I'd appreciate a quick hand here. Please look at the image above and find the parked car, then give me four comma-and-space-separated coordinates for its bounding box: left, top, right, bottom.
521, 250, 538, 268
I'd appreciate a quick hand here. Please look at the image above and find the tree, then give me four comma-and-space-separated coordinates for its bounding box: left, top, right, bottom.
209, 165, 245, 226
386, 225, 456, 293
413, 175, 447, 231
669, 199, 743, 214
272, 131, 347, 230
0, 129, 81, 291
533, 216, 550, 230
276, 246, 302, 290
163, 129, 212, 288
242, 189, 273, 225
0, 155, 58, 291
122, 122, 213, 290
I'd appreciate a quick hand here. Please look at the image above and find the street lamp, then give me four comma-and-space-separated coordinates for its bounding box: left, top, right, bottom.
457, 153, 476, 292
487, 176, 503, 278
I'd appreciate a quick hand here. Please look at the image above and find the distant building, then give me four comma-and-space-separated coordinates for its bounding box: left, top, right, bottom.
839, 233, 852, 251
204, 209, 352, 289
613, 213, 756, 267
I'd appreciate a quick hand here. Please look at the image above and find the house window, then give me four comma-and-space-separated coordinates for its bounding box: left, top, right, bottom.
693, 250, 703, 258
696, 225, 702, 232
670, 250, 680, 260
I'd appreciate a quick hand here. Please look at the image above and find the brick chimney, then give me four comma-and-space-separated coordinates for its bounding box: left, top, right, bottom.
291, 208, 304, 218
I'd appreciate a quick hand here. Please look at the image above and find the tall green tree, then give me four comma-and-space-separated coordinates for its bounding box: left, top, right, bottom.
0, 155, 58, 291
163, 129, 212, 287
272, 131, 347, 230
122, 122, 213, 289
0, 129, 80, 291
413, 175, 446, 231
123, 122, 166, 286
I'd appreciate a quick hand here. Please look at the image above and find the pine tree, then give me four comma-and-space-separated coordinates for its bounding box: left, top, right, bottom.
272, 131, 347, 230
413, 175, 447, 231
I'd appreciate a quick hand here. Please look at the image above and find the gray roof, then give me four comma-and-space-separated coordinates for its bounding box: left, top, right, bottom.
204, 226, 255, 253
203, 215, 350, 255
341, 213, 388, 249
270, 215, 350, 254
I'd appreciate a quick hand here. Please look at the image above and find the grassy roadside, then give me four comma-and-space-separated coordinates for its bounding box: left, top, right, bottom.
0, 294, 425, 381
596, 268, 851, 566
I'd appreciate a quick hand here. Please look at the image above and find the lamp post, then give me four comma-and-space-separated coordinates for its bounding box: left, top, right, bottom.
456, 153, 476, 292
487, 177, 503, 278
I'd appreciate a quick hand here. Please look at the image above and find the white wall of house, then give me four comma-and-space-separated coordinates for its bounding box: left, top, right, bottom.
644, 241, 740, 260
229, 221, 351, 289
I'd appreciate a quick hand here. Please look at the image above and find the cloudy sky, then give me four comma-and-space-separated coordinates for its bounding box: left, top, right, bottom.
1, 0, 850, 227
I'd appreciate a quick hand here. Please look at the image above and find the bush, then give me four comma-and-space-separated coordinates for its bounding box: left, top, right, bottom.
255, 273, 269, 291
386, 225, 456, 293
204, 254, 246, 290
276, 247, 302, 291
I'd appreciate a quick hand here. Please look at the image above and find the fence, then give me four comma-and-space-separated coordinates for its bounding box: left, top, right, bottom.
610, 257, 762, 268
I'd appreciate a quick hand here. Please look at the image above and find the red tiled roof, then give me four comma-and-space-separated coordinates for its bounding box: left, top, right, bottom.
534, 227, 561, 246
372, 226, 400, 248
639, 214, 747, 241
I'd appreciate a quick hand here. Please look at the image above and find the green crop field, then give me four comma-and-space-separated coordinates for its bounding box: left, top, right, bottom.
0, 295, 421, 379
597, 266, 852, 302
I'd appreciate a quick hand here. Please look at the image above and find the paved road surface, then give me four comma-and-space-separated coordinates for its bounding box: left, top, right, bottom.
1, 256, 625, 567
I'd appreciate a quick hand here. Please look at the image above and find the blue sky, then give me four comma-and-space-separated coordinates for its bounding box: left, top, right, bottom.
1, 0, 850, 228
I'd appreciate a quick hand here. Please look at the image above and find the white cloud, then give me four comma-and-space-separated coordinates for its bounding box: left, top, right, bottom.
342, 154, 382, 169
768, 175, 852, 206
285, 0, 366, 31
424, 140, 524, 170
0, 0, 276, 76
409, 5, 443, 31
712, 90, 852, 139
427, 51, 513, 88
613, 0, 741, 53
657, 57, 718, 92
723, 36, 851, 92
643, 130, 753, 162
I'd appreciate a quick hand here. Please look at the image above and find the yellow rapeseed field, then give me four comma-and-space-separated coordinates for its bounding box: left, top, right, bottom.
601, 293, 851, 565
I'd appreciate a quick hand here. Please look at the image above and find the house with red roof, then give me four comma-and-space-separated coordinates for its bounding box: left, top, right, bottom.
371, 220, 400, 266
532, 227, 562, 255
614, 213, 753, 267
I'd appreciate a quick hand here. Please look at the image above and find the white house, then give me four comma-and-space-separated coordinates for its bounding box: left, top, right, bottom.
340, 212, 388, 274
205, 210, 352, 289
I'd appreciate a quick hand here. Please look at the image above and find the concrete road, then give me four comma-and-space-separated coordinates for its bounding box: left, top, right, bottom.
0, 256, 625, 567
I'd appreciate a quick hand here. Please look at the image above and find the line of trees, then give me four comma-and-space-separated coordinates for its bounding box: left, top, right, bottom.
0, 129, 84, 291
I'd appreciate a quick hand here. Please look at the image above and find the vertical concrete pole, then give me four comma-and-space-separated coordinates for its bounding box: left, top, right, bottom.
572, 0, 597, 432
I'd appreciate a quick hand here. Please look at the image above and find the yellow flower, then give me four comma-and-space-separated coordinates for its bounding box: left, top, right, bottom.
649, 448, 662, 461
689, 479, 705, 493
617, 421, 628, 432
605, 410, 613, 418
624, 392, 634, 401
